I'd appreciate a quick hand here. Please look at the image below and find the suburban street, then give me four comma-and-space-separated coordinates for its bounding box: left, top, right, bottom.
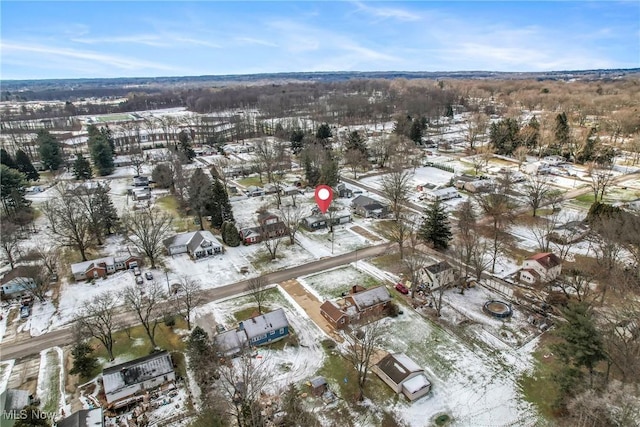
0, 242, 393, 361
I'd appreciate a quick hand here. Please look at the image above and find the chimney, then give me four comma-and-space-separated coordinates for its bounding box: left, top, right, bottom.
352, 285, 358, 294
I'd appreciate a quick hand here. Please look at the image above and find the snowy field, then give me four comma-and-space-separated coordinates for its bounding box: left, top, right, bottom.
299, 266, 381, 299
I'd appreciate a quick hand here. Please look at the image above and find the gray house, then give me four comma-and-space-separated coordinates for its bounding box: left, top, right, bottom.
239, 308, 290, 347
351, 195, 389, 219
102, 351, 175, 404
163, 230, 224, 259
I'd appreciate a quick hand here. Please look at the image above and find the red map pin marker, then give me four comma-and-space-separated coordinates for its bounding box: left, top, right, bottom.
314, 185, 333, 214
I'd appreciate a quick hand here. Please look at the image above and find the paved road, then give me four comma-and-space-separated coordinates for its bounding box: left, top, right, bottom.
0, 243, 393, 361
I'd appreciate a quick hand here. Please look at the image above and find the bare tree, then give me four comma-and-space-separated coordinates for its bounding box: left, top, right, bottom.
529, 215, 557, 253
523, 175, 551, 217
218, 353, 271, 427
385, 213, 415, 260
75, 292, 121, 361
247, 275, 269, 314
451, 200, 477, 281
402, 236, 429, 299
123, 282, 166, 348
379, 168, 413, 221
121, 207, 173, 268
257, 217, 286, 261
343, 149, 369, 179
343, 320, 385, 401
556, 269, 597, 304
41, 184, 94, 261
177, 276, 203, 330
513, 146, 528, 171
475, 191, 516, 273
601, 300, 640, 383
469, 235, 492, 282
464, 112, 488, 152
0, 221, 22, 269
589, 164, 614, 202
277, 204, 304, 245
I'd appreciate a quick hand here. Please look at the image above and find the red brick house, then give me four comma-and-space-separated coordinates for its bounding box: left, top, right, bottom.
320, 285, 391, 330
239, 212, 288, 245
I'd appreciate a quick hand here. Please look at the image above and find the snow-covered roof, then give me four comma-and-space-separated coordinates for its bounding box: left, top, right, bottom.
376, 353, 423, 385
240, 308, 289, 340
349, 286, 390, 311
430, 186, 458, 196
102, 351, 174, 397
57, 408, 103, 427
163, 231, 222, 250
214, 329, 247, 355
70, 256, 114, 275
402, 373, 431, 394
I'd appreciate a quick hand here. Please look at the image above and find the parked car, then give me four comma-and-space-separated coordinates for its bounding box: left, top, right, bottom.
145, 272, 153, 280
20, 305, 30, 319
395, 283, 409, 295
133, 267, 141, 276
216, 324, 226, 333
136, 276, 144, 285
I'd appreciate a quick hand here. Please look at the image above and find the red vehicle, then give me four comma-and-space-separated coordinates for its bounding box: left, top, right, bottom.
395, 283, 409, 295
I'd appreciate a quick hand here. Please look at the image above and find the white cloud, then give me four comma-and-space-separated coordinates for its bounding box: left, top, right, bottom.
1, 41, 181, 73
351, 1, 421, 22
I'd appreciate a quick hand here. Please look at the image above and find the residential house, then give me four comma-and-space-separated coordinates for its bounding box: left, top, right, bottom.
132, 187, 151, 201
519, 252, 562, 284
524, 161, 551, 175
70, 253, 141, 282
426, 187, 459, 202
373, 353, 431, 401
1, 276, 37, 300
57, 408, 103, 427
419, 261, 456, 291
163, 230, 224, 259
133, 176, 149, 187
351, 195, 389, 219
245, 186, 265, 197
239, 308, 290, 347
239, 212, 288, 245
102, 351, 175, 404
320, 300, 350, 329
301, 215, 327, 231
320, 285, 392, 329
214, 329, 249, 358
463, 179, 494, 193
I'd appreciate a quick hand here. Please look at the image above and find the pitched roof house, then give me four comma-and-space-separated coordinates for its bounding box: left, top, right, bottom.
519, 252, 562, 284
351, 195, 389, 219
373, 353, 432, 401
70, 253, 141, 281
163, 230, 223, 259
239, 212, 288, 245
321, 285, 392, 329
214, 329, 249, 358
239, 308, 290, 346
419, 260, 456, 291
102, 351, 175, 404
1, 277, 37, 300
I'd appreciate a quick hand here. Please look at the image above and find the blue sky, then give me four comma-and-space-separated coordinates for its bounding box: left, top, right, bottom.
1, 1, 639, 80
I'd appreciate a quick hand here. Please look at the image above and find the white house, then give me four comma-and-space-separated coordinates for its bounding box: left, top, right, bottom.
102, 351, 175, 404
373, 353, 431, 401
163, 230, 223, 259
519, 252, 563, 284
70, 253, 141, 282
419, 261, 456, 291
426, 186, 459, 202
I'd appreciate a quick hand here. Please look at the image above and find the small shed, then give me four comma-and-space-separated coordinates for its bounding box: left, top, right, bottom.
309, 376, 328, 396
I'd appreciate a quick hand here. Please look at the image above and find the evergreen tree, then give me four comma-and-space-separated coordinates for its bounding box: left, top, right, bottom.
222, 221, 241, 246
14, 150, 39, 181
90, 138, 114, 176
320, 153, 340, 187
419, 199, 452, 250
576, 127, 598, 164
346, 130, 367, 154
0, 148, 17, 169
445, 104, 454, 118
290, 128, 305, 154
100, 126, 116, 154
178, 130, 196, 163
0, 165, 28, 216
73, 154, 93, 180
409, 119, 423, 144
303, 156, 321, 187
37, 129, 63, 171
316, 123, 332, 141
489, 117, 521, 155
188, 168, 213, 229
552, 301, 606, 387
554, 112, 571, 155
209, 177, 234, 228
70, 342, 98, 378
94, 184, 119, 235
152, 163, 173, 189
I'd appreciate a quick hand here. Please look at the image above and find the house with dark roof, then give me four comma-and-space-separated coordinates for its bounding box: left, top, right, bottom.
350, 195, 389, 219
520, 252, 562, 284
56, 408, 103, 427
320, 300, 350, 329
70, 253, 142, 281
102, 351, 175, 404
301, 215, 328, 231
163, 230, 223, 259
373, 353, 431, 401
418, 260, 456, 291
239, 212, 288, 245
